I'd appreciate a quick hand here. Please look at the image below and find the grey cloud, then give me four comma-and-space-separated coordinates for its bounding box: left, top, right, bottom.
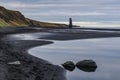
0, 0, 120, 27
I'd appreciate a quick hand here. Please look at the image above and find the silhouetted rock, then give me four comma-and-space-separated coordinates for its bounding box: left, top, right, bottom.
76, 60, 97, 72
62, 61, 75, 71
69, 18, 73, 28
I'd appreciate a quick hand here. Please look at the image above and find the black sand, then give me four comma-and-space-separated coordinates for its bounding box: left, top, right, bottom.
0, 27, 120, 80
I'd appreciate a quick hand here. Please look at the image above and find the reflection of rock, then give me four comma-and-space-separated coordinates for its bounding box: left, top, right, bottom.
77, 67, 97, 72
76, 60, 97, 72
62, 61, 75, 71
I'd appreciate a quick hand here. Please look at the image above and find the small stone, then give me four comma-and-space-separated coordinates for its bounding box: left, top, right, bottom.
62, 61, 75, 71
8, 61, 21, 65
76, 60, 97, 72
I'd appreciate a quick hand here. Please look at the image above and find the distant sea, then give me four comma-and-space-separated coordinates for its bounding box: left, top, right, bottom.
50, 21, 120, 29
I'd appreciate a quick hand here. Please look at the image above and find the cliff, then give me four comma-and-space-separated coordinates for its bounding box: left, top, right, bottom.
0, 6, 67, 28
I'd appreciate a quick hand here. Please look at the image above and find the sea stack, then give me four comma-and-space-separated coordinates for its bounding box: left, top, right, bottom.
69, 18, 73, 28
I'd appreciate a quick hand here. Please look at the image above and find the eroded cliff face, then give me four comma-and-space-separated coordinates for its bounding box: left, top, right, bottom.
0, 6, 29, 26
0, 6, 67, 27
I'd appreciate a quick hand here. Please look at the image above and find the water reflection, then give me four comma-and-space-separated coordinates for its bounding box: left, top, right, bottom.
78, 67, 97, 72
29, 37, 120, 80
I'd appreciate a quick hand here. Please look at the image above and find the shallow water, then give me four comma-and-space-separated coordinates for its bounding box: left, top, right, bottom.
29, 37, 120, 80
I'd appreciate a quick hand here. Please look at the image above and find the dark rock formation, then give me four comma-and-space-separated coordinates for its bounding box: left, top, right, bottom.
69, 18, 73, 28
76, 60, 97, 72
62, 61, 75, 71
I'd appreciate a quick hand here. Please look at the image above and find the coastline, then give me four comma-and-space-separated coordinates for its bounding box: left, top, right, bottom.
1, 27, 120, 80
0, 28, 66, 80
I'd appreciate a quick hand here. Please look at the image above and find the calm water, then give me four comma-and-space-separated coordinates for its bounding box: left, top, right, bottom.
29, 37, 120, 80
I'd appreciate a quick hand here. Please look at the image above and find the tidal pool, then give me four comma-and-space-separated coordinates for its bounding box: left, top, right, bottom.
29, 37, 120, 80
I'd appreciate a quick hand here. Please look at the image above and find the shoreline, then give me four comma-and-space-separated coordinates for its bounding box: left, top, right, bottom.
0, 28, 67, 80
0, 39, 66, 80
1, 27, 120, 80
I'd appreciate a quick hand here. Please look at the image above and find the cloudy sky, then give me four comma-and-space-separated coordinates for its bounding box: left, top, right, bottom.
1, 0, 120, 27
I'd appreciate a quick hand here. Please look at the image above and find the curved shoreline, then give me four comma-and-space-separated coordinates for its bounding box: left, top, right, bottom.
1, 27, 120, 80
0, 39, 67, 80
0, 28, 67, 80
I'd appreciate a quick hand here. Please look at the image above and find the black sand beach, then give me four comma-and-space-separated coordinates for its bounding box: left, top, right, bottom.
0, 27, 120, 80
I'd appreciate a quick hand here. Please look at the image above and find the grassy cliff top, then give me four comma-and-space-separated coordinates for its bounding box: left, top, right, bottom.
0, 6, 67, 28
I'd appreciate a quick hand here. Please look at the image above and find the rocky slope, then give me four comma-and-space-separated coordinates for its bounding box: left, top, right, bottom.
0, 6, 67, 27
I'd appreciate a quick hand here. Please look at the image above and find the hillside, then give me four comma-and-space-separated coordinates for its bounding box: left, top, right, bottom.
0, 6, 67, 27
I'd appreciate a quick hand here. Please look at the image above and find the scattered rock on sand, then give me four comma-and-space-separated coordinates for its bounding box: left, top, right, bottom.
76, 60, 97, 72
7, 61, 21, 65
62, 61, 75, 71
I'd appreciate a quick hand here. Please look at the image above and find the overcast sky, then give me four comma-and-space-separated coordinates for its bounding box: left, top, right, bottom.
1, 0, 120, 27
